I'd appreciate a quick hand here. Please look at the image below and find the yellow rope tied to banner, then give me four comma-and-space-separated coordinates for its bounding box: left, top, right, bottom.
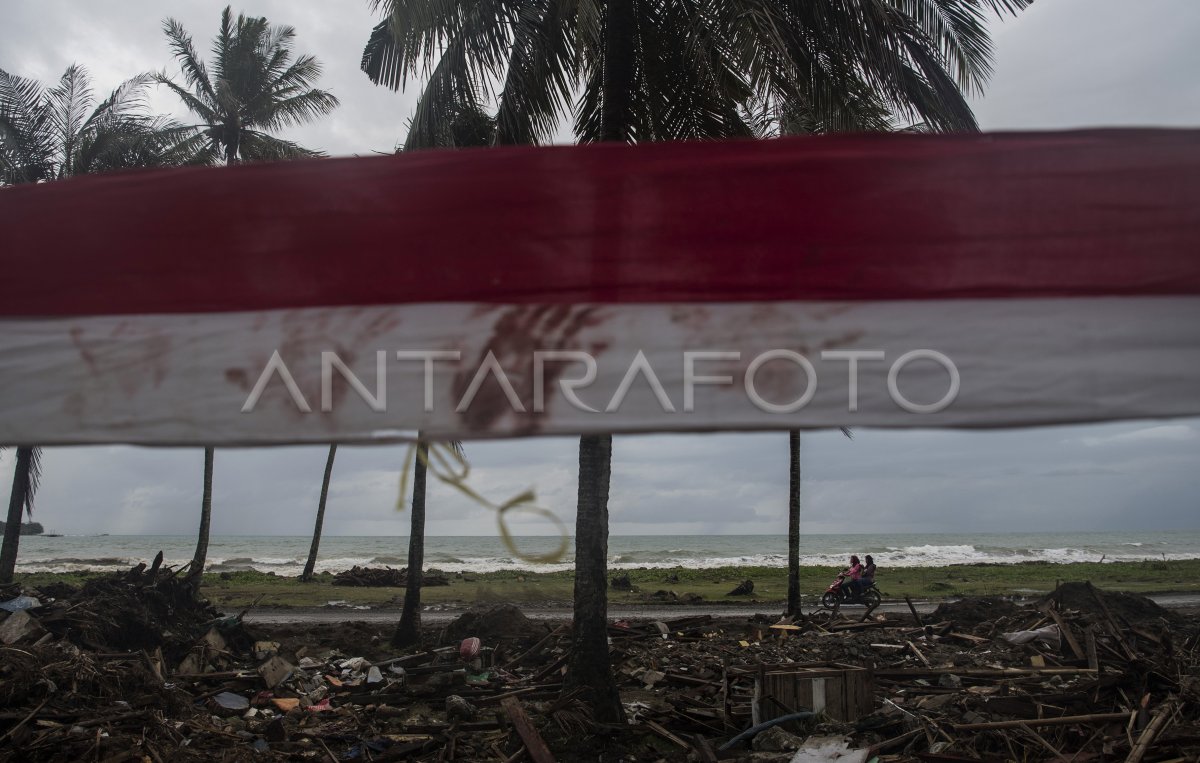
397, 439, 569, 564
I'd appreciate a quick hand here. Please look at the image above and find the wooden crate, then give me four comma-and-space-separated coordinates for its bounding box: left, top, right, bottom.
725, 662, 873, 725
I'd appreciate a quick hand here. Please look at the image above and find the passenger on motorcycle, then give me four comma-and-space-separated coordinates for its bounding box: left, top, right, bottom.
855, 555, 876, 596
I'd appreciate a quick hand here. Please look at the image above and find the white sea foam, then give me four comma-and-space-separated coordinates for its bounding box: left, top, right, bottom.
12, 532, 1200, 575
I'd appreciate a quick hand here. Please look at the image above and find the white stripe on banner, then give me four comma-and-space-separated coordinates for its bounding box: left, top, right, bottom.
2, 296, 1198, 445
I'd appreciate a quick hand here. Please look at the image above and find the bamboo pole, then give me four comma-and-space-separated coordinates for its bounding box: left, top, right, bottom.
1126, 703, 1177, 763
954, 712, 1131, 732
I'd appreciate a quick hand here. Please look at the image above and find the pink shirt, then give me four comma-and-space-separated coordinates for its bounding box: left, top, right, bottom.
844, 563, 862, 580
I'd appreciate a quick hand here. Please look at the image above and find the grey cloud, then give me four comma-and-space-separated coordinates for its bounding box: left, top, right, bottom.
2, 1, 1199, 538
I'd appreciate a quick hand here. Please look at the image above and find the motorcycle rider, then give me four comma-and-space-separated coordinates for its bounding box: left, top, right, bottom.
839, 555, 862, 597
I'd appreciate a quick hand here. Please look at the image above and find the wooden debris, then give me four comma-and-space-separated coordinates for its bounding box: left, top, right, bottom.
500, 696, 555, 763
332, 565, 451, 587
0, 566, 1196, 763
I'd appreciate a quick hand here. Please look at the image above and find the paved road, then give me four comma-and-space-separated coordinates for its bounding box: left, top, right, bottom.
243, 593, 1200, 624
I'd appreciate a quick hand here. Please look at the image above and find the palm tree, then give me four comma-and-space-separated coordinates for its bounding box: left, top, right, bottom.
301, 445, 338, 583
189, 447, 215, 581
362, 0, 1026, 149
157, 5, 339, 166
1, 65, 187, 582
364, 0, 1027, 721
786, 428, 852, 617
0, 448, 41, 584
157, 8, 339, 582
1, 64, 188, 185
393, 438, 465, 647
786, 431, 803, 615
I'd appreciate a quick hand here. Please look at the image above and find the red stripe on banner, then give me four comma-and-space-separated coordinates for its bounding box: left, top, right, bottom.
2, 129, 1199, 317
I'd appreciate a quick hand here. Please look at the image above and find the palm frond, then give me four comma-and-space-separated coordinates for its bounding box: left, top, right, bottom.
153, 75, 219, 125
23, 447, 42, 518
886, 0, 1029, 94
0, 68, 55, 184
47, 64, 94, 176
493, 0, 579, 145
367, 0, 519, 149
361, 19, 408, 91
163, 17, 217, 105
83, 73, 155, 133
257, 88, 340, 131
238, 130, 325, 161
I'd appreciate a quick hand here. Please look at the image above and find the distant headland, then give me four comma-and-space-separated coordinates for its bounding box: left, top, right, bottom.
0, 521, 44, 535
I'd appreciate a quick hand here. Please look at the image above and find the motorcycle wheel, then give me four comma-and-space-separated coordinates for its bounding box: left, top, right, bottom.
820, 592, 838, 610
861, 589, 882, 608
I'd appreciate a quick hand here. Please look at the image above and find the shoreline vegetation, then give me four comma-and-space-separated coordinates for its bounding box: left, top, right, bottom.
15, 558, 1200, 610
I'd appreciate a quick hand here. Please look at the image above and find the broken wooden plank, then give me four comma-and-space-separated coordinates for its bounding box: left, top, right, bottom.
769, 624, 802, 640
907, 641, 932, 668
905, 595, 924, 627
1085, 626, 1100, 673
829, 621, 885, 631
1040, 605, 1085, 660
876, 667, 1097, 678
643, 719, 690, 749
501, 696, 555, 763
953, 711, 1132, 731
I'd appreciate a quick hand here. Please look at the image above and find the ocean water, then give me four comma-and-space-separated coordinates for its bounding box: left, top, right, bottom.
12, 531, 1200, 576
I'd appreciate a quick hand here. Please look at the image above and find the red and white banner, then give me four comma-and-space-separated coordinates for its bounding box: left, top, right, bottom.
1, 129, 1198, 445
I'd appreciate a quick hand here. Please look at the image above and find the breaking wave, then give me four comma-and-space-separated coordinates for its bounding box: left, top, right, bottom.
13, 531, 1200, 575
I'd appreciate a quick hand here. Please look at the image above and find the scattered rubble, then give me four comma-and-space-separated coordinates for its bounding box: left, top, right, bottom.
331, 565, 450, 587
611, 573, 634, 591
727, 579, 755, 596
931, 594, 1019, 624
1, 566, 1197, 762
442, 604, 547, 642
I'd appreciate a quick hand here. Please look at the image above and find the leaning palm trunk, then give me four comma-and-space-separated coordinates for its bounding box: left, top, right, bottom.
786, 431, 802, 615
392, 440, 429, 647
301, 445, 338, 582
190, 447, 214, 579
0, 447, 37, 584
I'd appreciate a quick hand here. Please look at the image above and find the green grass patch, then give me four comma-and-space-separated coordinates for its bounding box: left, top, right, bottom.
13, 559, 1200, 610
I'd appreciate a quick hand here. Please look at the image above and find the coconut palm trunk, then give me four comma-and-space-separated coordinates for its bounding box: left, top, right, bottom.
786, 431, 802, 615
190, 446, 214, 579
564, 434, 624, 722
561, 0, 637, 725
392, 440, 429, 647
0, 447, 36, 584
301, 445, 338, 582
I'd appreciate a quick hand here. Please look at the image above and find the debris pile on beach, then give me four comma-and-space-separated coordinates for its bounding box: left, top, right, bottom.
332, 565, 451, 587
2, 566, 1198, 761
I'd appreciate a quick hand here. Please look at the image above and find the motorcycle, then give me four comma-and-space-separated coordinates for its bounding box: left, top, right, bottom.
821, 575, 881, 609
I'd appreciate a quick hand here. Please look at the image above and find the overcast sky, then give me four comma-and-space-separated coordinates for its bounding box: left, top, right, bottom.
2, 0, 1198, 537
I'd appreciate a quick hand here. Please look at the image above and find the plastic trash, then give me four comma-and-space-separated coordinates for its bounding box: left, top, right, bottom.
339, 656, 368, 671
459, 636, 482, 660
788, 736, 870, 763
213, 692, 250, 711
0, 596, 40, 612
1000, 624, 1061, 648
